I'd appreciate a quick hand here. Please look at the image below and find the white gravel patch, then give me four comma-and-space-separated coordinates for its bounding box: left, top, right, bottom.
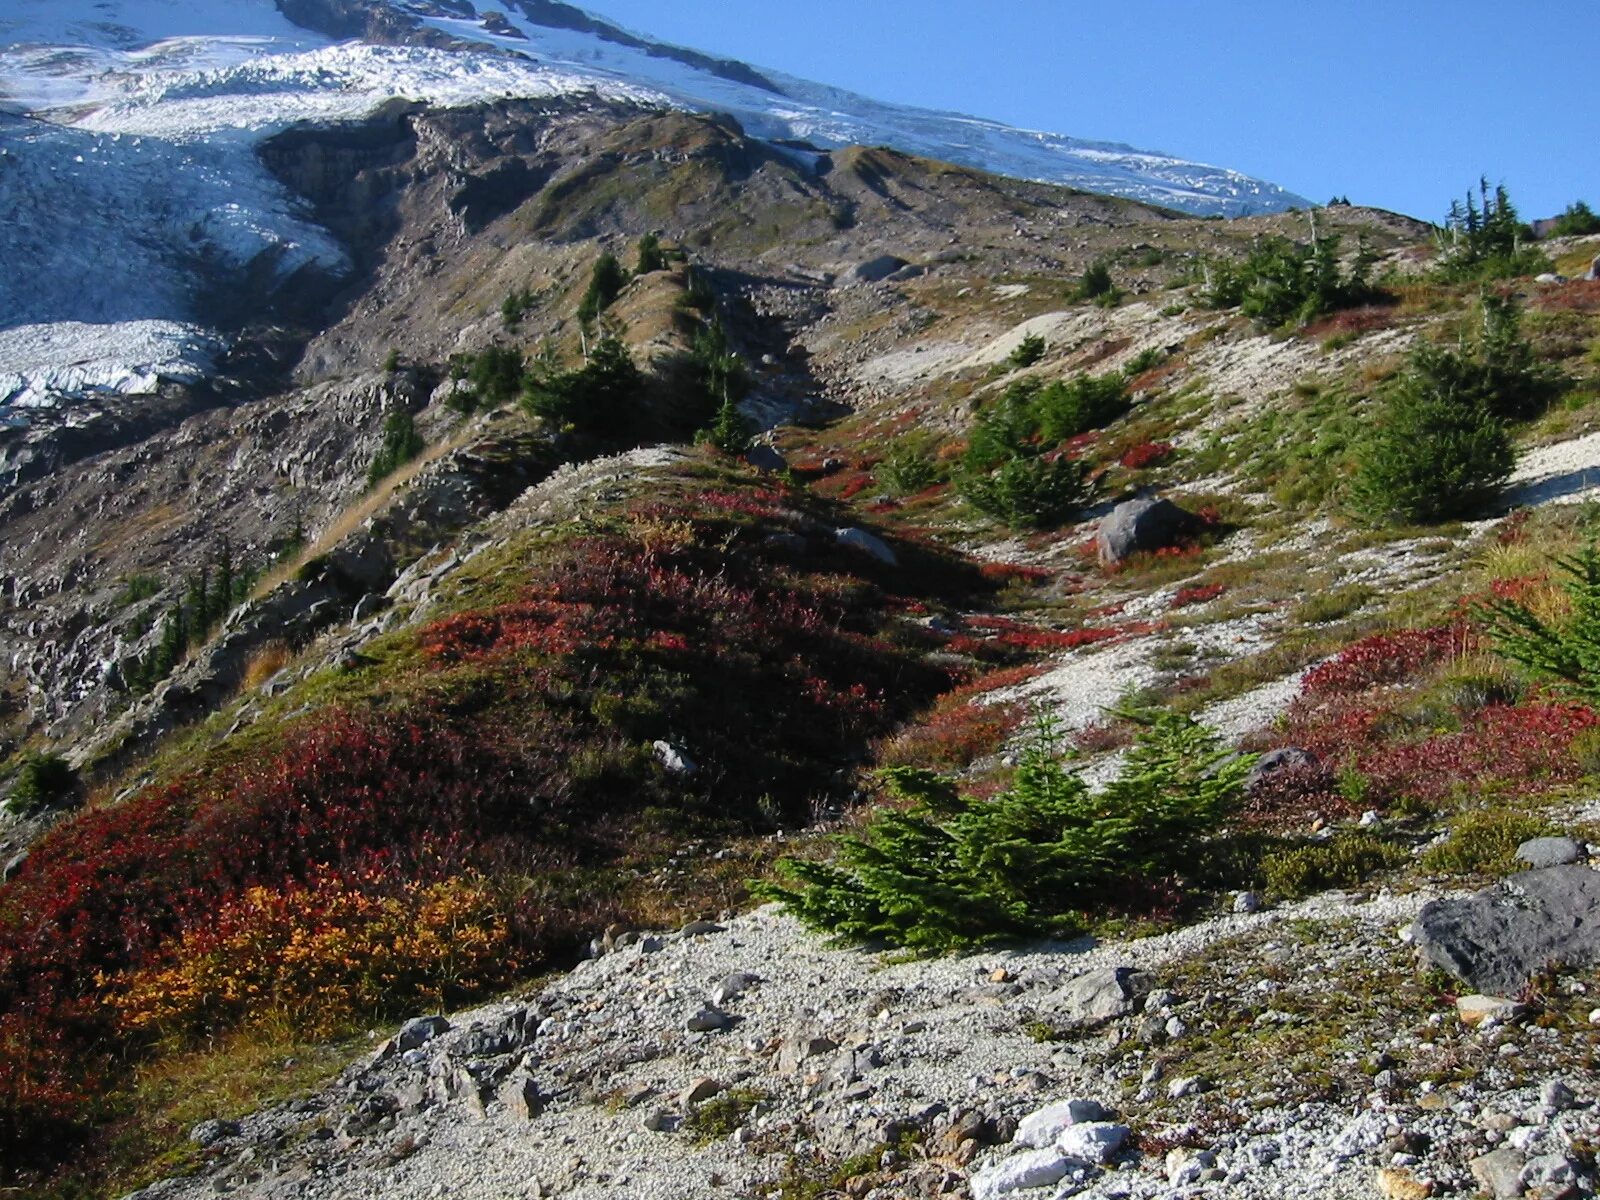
144, 892, 1445, 1200
1504, 429, 1600, 508
1198, 672, 1305, 741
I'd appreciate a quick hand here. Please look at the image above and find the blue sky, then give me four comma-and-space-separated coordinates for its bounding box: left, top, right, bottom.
582, 1, 1597, 223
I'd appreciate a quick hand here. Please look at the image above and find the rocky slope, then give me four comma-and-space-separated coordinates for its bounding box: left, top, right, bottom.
3, 28, 1600, 1200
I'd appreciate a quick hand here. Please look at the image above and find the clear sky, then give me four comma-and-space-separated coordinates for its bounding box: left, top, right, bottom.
579, 1, 1597, 223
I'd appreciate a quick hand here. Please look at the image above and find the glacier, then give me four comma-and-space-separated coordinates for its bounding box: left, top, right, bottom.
0, 0, 1308, 419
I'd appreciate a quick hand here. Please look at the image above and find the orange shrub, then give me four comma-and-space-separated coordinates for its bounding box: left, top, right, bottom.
106, 868, 519, 1041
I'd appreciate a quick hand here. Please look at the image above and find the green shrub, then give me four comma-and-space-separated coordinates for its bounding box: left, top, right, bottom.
1033, 374, 1130, 442
475, 344, 528, 404
366, 410, 425, 488
758, 714, 1253, 952
682, 1088, 768, 1143
1422, 809, 1551, 876
1260, 832, 1407, 900
1201, 234, 1380, 327
1487, 543, 1600, 701
523, 337, 642, 434
1008, 333, 1046, 369
636, 233, 668, 274
5, 753, 78, 815
959, 454, 1091, 528
879, 444, 941, 496
500, 287, 535, 327
1348, 344, 1513, 524
120, 575, 162, 606
1076, 261, 1117, 304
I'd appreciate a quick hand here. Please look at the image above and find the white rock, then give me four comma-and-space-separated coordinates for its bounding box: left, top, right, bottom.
1329, 1110, 1388, 1161
834, 527, 898, 566
652, 741, 697, 775
1014, 1099, 1108, 1149
969, 1149, 1073, 1200
1166, 1147, 1215, 1185
1056, 1122, 1129, 1165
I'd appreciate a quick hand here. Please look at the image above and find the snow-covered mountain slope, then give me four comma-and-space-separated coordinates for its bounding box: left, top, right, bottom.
0, 0, 1306, 417
412, 0, 1306, 218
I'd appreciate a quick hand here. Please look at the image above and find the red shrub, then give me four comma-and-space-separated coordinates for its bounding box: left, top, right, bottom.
1172, 583, 1226, 608
1119, 441, 1175, 470
881, 692, 1027, 771
1358, 702, 1599, 807
978, 561, 1052, 586
1301, 305, 1396, 340
1532, 279, 1600, 313
1300, 625, 1475, 697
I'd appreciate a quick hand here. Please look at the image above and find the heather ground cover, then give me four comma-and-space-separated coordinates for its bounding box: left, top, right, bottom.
0, 470, 992, 1191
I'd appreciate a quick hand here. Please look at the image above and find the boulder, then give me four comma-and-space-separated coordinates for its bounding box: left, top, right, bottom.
1456, 994, 1524, 1027
498, 1072, 544, 1120
1245, 746, 1319, 792
652, 741, 697, 776
745, 444, 787, 473
397, 1015, 450, 1050
1587, 255, 1600, 282
968, 1148, 1073, 1200
835, 527, 898, 566
1042, 966, 1151, 1027
1096, 496, 1200, 566
1413, 865, 1600, 995
1514, 836, 1585, 869
1013, 1098, 1107, 1148
1056, 1121, 1129, 1164
1470, 1148, 1527, 1200
850, 255, 909, 284
685, 1005, 735, 1033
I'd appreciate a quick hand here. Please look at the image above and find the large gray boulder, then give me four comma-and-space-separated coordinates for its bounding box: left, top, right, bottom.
1587, 254, 1600, 282
1515, 836, 1586, 869
850, 254, 910, 284
1097, 496, 1199, 567
1042, 966, 1151, 1027
1413, 865, 1600, 995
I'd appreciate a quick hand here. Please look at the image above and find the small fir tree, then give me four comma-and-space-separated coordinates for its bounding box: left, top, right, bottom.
757, 714, 1253, 952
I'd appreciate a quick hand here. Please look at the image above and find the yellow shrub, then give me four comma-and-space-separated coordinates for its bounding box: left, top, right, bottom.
108, 870, 519, 1040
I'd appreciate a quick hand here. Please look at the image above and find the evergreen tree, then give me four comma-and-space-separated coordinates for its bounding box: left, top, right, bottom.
1550, 200, 1600, 238
757, 714, 1253, 952
366, 410, 425, 488
1487, 544, 1600, 702
1436, 179, 1547, 280
636, 233, 667, 274
1348, 343, 1514, 524
577, 251, 628, 325
523, 336, 641, 433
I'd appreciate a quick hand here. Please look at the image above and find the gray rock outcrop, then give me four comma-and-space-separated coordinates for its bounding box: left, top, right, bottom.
1413, 865, 1600, 995
1096, 496, 1199, 566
